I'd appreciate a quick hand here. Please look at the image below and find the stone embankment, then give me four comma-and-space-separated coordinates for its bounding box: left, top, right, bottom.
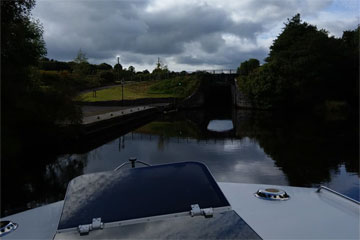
75, 76, 253, 141
231, 79, 253, 108
80, 103, 171, 136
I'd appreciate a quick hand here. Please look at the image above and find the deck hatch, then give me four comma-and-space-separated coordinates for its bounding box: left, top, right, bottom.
58, 162, 230, 230
54, 210, 262, 239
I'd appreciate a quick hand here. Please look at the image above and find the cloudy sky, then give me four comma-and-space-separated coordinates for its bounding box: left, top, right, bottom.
33, 0, 359, 72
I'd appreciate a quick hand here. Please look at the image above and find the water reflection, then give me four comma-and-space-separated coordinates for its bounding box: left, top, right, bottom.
2, 108, 359, 216
1, 153, 87, 216
82, 134, 288, 185
79, 108, 358, 201
207, 120, 234, 132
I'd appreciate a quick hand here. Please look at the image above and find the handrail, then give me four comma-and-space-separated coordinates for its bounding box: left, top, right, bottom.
197, 69, 237, 74
316, 186, 360, 205
114, 158, 151, 171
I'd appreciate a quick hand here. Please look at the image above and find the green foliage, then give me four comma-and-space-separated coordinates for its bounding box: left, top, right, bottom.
97, 63, 112, 70
238, 63, 287, 108
148, 76, 200, 98
80, 76, 200, 102
80, 81, 174, 101
237, 14, 358, 110
152, 58, 169, 79
128, 65, 135, 73
1, 0, 84, 166
114, 63, 123, 70
39, 58, 71, 71
1, 2, 46, 68
314, 101, 350, 121
73, 62, 92, 75
1, 0, 45, 111
1, 0, 82, 131
99, 70, 115, 83
237, 58, 260, 76
32, 70, 82, 124
1, 1, 46, 99
339, 26, 359, 106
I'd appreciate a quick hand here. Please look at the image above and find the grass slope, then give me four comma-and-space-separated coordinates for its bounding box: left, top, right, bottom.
80, 76, 199, 102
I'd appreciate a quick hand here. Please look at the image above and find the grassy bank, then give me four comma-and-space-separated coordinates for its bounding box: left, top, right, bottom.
79, 76, 200, 102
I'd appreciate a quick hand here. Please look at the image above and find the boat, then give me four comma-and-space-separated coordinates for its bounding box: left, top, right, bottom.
1, 160, 359, 239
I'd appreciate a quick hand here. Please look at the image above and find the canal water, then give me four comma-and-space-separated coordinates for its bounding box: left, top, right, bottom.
2, 107, 359, 216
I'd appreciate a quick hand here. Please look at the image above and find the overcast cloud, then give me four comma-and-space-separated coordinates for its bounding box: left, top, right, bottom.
33, 0, 359, 71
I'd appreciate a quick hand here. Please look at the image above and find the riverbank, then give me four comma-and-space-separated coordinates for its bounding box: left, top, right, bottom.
79, 77, 200, 102
73, 104, 171, 153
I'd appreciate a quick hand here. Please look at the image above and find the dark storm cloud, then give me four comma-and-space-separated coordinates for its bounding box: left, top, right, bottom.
176, 47, 268, 69
34, 1, 264, 62
32, 0, 356, 70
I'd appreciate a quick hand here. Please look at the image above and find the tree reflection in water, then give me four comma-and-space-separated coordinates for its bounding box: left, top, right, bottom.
2, 108, 358, 216
2, 153, 88, 216
134, 108, 358, 188
232, 110, 358, 186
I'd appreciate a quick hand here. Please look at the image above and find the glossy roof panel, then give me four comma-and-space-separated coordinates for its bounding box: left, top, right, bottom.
58, 162, 230, 230
55, 210, 261, 240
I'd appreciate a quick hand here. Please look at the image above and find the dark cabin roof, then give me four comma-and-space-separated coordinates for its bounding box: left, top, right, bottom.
58, 162, 230, 230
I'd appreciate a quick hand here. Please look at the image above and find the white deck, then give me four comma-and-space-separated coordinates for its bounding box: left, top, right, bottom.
2, 183, 359, 239
219, 182, 360, 239
1, 201, 63, 240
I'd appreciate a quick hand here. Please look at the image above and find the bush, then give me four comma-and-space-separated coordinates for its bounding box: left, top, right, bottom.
99, 70, 115, 83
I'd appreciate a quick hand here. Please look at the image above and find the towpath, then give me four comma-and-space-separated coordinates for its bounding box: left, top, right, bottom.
81, 103, 170, 125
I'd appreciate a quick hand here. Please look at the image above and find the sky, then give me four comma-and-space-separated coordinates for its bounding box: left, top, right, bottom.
32, 0, 359, 72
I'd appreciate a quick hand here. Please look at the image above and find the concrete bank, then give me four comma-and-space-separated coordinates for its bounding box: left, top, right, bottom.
62, 103, 173, 153
231, 79, 253, 108
77, 97, 179, 107
82, 103, 171, 136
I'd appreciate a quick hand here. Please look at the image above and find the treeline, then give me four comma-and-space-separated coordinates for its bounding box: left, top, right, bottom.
1, 0, 83, 164
237, 14, 359, 115
37, 54, 191, 91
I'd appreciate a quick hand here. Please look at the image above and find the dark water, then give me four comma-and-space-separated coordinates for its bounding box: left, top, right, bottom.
2, 108, 359, 216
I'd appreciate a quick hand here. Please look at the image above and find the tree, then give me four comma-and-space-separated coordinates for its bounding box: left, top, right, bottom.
237, 58, 260, 76
114, 63, 123, 70
99, 71, 115, 83
128, 65, 135, 73
72, 50, 93, 76
239, 63, 287, 108
74, 49, 88, 63
2, 0, 48, 126
1, 0, 82, 163
97, 63, 112, 70
152, 57, 169, 79
39, 58, 71, 71
237, 14, 352, 109
2, 1, 46, 97
265, 14, 343, 106
339, 26, 359, 106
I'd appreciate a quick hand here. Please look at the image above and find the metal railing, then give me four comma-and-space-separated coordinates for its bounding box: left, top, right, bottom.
197, 69, 237, 74
316, 186, 360, 205
114, 157, 151, 171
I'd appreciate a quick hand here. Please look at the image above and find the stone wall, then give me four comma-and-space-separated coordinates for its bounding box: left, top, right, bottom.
231, 79, 253, 108
177, 81, 205, 109
77, 98, 178, 107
